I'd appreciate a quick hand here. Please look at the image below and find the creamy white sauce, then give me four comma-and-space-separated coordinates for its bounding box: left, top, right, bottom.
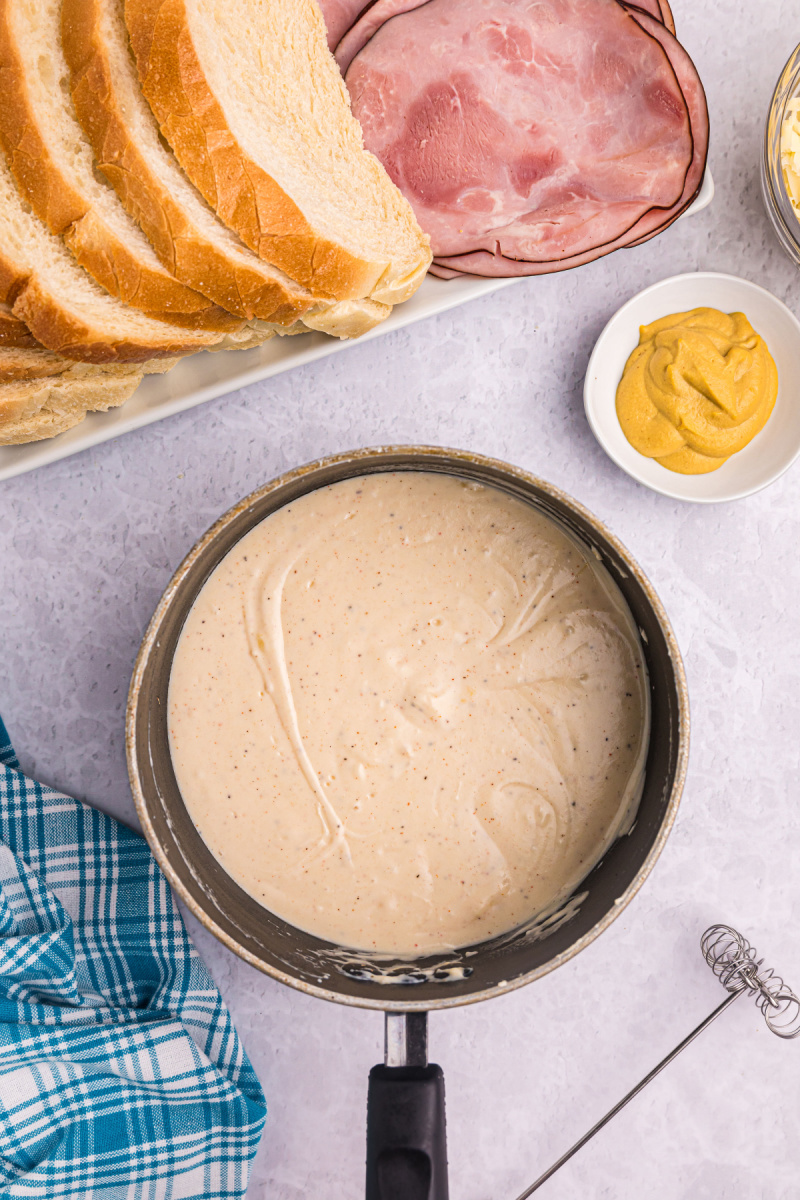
168, 473, 649, 955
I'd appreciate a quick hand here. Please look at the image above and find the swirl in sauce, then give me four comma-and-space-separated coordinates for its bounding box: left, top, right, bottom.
168, 473, 649, 955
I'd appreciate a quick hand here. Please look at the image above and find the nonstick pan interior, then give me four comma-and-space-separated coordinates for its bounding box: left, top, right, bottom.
127, 446, 689, 1011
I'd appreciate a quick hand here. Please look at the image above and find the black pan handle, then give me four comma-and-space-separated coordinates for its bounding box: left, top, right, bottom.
366, 1014, 449, 1200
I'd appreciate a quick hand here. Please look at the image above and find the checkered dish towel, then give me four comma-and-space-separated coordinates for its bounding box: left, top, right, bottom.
0, 717, 266, 1199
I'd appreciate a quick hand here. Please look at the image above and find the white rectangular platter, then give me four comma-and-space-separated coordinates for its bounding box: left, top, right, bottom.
0, 171, 713, 482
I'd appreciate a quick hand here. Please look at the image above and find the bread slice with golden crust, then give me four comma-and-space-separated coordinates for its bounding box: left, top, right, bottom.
0, 150, 224, 362
124, 0, 431, 305
0, 302, 37, 347
62, 0, 313, 326
0, 0, 242, 332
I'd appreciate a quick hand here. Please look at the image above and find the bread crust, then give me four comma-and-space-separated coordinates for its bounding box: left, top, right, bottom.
124, 0, 429, 302
0, 343, 179, 380
61, 0, 317, 326
0, 301, 37, 347
0, 242, 220, 363
0, 345, 73, 381
11, 273, 216, 362
0, 0, 243, 332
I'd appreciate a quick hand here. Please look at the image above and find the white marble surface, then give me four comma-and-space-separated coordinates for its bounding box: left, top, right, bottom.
2, 2, 800, 1196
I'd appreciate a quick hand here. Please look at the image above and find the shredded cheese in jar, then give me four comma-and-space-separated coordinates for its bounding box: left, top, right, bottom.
781, 95, 800, 212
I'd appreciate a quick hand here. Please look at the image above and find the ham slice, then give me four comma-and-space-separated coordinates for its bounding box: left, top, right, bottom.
433, 6, 708, 276
620, 7, 706, 242
346, 0, 694, 266
336, 0, 427, 72
628, 0, 675, 34
317, 0, 375, 50
325, 0, 675, 65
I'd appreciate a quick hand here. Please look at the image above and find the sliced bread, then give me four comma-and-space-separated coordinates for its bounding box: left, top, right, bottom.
0, 343, 178, 380
0, 302, 37, 347
124, 0, 431, 304
0, 364, 139, 443
63, 0, 314, 326
0, 345, 76, 381
0, 0, 242, 331
0, 347, 180, 382
0, 353, 180, 442
62, 0, 394, 337
0, 150, 225, 361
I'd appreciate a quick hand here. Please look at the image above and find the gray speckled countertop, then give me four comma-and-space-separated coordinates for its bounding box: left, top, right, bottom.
2, 2, 800, 1196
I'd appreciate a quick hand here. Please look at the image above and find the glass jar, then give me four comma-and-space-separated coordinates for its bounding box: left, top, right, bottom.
762, 43, 800, 267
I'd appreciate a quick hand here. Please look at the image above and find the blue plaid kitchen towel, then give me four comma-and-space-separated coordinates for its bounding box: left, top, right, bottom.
0, 716, 266, 1198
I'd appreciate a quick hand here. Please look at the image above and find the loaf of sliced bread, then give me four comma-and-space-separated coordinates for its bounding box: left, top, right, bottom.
62, 0, 394, 337
124, 0, 431, 304
0, 302, 37, 347
0, 0, 243, 331
0, 150, 225, 361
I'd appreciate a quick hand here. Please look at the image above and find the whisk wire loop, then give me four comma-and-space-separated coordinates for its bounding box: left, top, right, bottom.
701, 924, 800, 1038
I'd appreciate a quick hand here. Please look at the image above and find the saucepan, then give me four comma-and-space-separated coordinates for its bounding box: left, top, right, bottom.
126, 445, 689, 1199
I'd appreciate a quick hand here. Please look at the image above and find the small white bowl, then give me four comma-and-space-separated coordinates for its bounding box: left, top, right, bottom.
584, 272, 800, 502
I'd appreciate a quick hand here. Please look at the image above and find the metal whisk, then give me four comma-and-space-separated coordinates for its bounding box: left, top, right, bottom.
701, 925, 800, 1036
515, 924, 800, 1198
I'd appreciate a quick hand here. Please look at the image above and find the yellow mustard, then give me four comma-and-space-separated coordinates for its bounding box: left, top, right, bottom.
615, 307, 778, 474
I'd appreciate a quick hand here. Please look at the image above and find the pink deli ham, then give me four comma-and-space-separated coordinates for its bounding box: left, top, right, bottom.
334, 0, 675, 75
433, 5, 708, 277
630, 0, 675, 34
336, 0, 428, 72
621, 7, 706, 243
346, 0, 694, 265
316, 0, 374, 50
